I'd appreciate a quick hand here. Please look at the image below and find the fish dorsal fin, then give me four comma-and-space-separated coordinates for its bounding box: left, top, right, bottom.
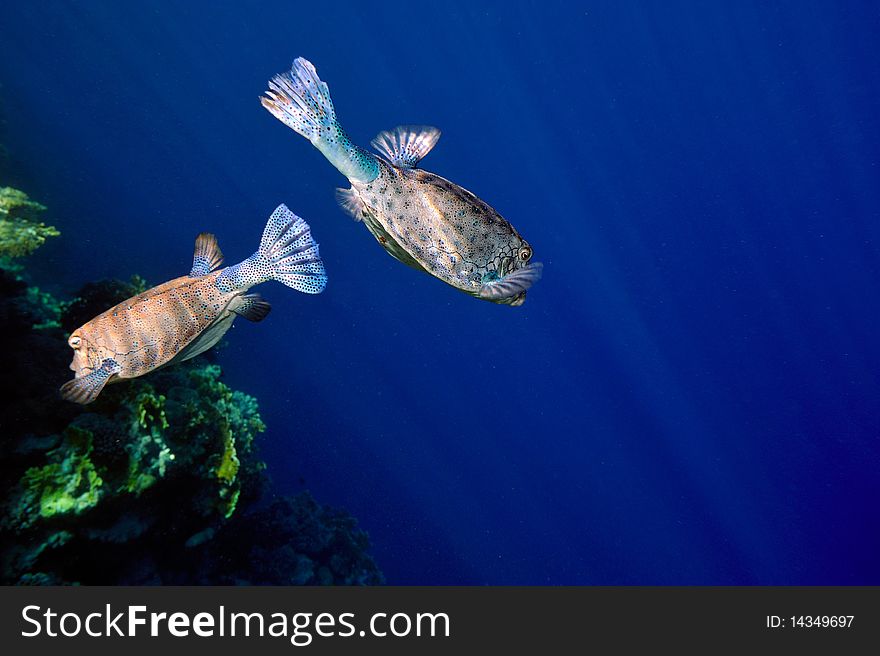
370, 125, 440, 168
190, 232, 224, 277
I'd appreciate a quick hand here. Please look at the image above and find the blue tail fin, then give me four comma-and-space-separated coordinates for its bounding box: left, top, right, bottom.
257, 204, 327, 293
261, 57, 379, 183
218, 205, 327, 294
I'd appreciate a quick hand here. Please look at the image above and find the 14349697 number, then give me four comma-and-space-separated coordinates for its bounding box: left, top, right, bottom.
790, 616, 854, 628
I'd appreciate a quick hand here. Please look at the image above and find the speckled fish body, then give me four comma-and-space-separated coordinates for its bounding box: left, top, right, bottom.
60, 205, 327, 404
68, 271, 241, 381
348, 158, 536, 304
262, 57, 542, 306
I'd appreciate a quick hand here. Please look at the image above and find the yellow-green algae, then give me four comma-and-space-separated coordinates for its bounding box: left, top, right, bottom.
0, 187, 59, 259
17, 427, 103, 525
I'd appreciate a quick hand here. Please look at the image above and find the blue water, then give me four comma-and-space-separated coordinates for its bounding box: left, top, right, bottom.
2, 1, 879, 584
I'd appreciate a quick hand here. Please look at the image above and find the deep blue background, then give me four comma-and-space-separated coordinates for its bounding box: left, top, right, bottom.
2, 1, 878, 584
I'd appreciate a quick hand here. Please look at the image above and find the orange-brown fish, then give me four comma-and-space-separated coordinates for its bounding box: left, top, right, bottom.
60, 204, 327, 404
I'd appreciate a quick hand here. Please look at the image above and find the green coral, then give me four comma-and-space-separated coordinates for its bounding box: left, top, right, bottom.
127, 274, 149, 296
115, 365, 263, 514
125, 390, 175, 495
13, 427, 103, 528
26, 286, 68, 329
1, 359, 266, 577
221, 488, 240, 519
0, 187, 45, 219
0, 187, 59, 259
136, 389, 169, 432
191, 367, 262, 512
216, 433, 240, 484
179, 365, 264, 517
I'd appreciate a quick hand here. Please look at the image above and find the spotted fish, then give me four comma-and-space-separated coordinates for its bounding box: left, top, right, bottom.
261, 57, 542, 306
60, 204, 327, 404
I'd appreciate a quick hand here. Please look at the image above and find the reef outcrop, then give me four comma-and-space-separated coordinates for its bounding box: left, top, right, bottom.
0, 186, 59, 259
0, 186, 382, 585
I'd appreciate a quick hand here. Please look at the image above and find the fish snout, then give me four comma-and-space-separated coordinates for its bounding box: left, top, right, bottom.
69, 347, 89, 375
68, 335, 101, 376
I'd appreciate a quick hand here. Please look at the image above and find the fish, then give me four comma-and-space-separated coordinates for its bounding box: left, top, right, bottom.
261, 57, 542, 306
60, 204, 327, 404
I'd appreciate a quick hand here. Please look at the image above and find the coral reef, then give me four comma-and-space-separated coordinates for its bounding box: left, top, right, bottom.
15, 425, 103, 526
197, 493, 385, 585
0, 354, 269, 584
0, 187, 59, 259
0, 189, 382, 585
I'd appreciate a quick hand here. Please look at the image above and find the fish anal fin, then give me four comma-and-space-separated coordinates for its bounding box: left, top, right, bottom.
190, 232, 224, 277
172, 314, 235, 364
60, 358, 122, 405
370, 125, 440, 168
233, 293, 272, 322
336, 187, 366, 221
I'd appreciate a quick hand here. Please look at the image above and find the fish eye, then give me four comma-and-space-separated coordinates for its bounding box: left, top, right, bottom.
519, 246, 532, 261
69, 335, 81, 349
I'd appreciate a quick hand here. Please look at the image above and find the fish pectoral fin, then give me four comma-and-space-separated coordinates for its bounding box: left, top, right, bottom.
59, 358, 122, 405
336, 187, 366, 221
189, 232, 225, 277
233, 293, 272, 322
370, 125, 441, 168
479, 262, 544, 303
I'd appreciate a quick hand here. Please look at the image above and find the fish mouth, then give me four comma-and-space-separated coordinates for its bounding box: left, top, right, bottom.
70, 344, 99, 376
478, 262, 543, 305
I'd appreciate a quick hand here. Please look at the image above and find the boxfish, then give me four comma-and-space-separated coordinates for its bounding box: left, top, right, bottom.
261, 57, 542, 306
60, 204, 327, 404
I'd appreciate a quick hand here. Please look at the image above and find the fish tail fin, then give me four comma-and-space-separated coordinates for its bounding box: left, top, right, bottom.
257, 204, 327, 294
261, 57, 379, 183
219, 205, 327, 294
261, 57, 334, 143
